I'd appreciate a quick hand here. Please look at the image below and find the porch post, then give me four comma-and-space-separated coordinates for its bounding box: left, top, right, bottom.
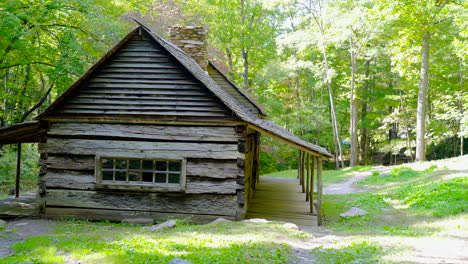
310, 154, 315, 213
305, 153, 310, 201
316, 157, 323, 226
15, 143, 22, 198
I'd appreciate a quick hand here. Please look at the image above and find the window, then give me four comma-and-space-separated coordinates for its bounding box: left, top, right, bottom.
96, 157, 186, 191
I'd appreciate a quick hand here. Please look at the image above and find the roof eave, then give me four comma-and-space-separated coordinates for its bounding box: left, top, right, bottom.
208, 62, 266, 117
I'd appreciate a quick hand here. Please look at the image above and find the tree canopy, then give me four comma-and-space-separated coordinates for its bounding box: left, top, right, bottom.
1, 0, 466, 170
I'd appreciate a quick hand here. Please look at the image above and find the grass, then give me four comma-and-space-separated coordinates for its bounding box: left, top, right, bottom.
261, 166, 373, 186
315, 156, 468, 263
1, 220, 308, 264
311, 240, 386, 264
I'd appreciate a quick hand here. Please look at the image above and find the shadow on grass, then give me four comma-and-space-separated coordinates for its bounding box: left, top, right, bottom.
1, 220, 295, 264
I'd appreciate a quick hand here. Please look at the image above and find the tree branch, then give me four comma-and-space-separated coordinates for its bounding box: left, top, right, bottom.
20, 81, 54, 122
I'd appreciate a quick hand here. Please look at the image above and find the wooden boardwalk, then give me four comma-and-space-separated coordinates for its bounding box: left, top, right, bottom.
245, 177, 317, 226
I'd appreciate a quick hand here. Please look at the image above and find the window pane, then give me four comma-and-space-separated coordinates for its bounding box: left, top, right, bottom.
156, 161, 167, 171
169, 161, 181, 172
129, 171, 140, 182
142, 160, 153, 170
103, 170, 113, 181
115, 171, 126, 181
168, 173, 180, 184
129, 160, 140, 170
115, 159, 127, 170
102, 159, 113, 169
155, 173, 166, 183
142, 171, 153, 182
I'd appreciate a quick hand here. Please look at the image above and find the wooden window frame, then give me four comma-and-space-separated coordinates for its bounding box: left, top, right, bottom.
95, 155, 187, 192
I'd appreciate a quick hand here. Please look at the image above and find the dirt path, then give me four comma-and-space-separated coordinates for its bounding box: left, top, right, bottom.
0, 219, 57, 258
323, 169, 377, 195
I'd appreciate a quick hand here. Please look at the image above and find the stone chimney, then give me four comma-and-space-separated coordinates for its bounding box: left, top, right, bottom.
169, 26, 208, 70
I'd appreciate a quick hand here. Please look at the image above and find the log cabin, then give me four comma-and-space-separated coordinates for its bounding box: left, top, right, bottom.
0, 23, 332, 223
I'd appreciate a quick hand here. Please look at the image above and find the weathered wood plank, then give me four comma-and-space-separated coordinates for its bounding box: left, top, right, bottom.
94, 73, 188, 80
42, 172, 95, 190
99, 68, 183, 74
44, 207, 235, 223
87, 83, 201, 89
186, 159, 240, 178
56, 109, 228, 117
0, 194, 39, 218
185, 178, 238, 194
105, 62, 178, 69
89, 78, 197, 84
69, 98, 220, 107
61, 104, 227, 112
48, 123, 239, 143
245, 177, 317, 227
39, 138, 242, 159
46, 155, 94, 170
76, 94, 214, 102
44, 189, 238, 216
80, 89, 207, 96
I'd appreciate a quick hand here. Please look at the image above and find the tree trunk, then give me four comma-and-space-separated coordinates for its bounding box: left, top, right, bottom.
349, 36, 358, 167
226, 48, 233, 70
359, 61, 370, 164
241, 48, 249, 90
415, 32, 430, 162
323, 47, 344, 169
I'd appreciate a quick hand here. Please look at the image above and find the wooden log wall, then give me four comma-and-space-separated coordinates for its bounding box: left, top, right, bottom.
298, 150, 323, 226
39, 122, 248, 223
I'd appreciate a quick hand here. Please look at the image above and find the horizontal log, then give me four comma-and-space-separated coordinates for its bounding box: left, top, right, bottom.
186, 159, 240, 178
80, 89, 208, 96
44, 189, 238, 216
44, 207, 235, 223
77, 94, 214, 102
56, 109, 229, 117
89, 78, 197, 84
113, 51, 164, 57
61, 104, 226, 112
99, 68, 183, 74
111, 57, 170, 63
68, 98, 220, 107
46, 155, 95, 170
39, 138, 242, 159
94, 74, 188, 81
105, 62, 178, 69
48, 123, 240, 143
42, 172, 95, 190
87, 83, 201, 89
185, 178, 238, 194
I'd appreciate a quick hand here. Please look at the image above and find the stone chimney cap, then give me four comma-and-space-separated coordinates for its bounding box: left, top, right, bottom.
169, 26, 208, 70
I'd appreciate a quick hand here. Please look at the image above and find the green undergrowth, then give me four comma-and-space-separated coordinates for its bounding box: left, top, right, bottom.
1, 220, 307, 264
322, 162, 467, 235
358, 165, 437, 187
0, 144, 39, 199
261, 166, 372, 185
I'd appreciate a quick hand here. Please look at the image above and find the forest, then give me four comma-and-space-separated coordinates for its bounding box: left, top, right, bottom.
0, 0, 467, 172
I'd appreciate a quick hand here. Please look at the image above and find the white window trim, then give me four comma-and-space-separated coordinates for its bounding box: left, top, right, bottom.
95, 155, 187, 192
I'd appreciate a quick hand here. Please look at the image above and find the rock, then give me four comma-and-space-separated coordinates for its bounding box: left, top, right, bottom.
377, 172, 389, 177
210, 218, 232, 224
0, 219, 6, 229
147, 220, 177, 231
168, 258, 192, 264
122, 218, 153, 225
340, 207, 368, 218
242, 218, 269, 224
281, 222, 299, 230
